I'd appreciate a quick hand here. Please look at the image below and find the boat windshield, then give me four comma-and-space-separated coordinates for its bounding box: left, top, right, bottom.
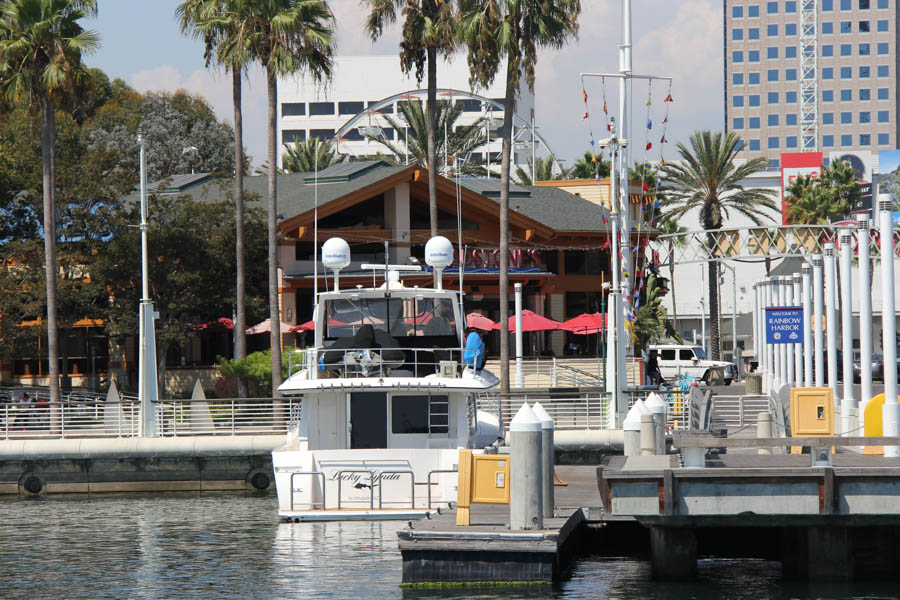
325, 296, 458, 340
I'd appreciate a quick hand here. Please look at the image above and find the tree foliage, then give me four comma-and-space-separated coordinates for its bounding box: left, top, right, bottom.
281, 137, 342, 173
783, 159, 861, 224
514, 155, 558, 186
568, 150, 610, 179
633, 273, 680, 349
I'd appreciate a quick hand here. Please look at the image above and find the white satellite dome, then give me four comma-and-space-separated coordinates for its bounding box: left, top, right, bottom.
424, 236, 454, 269
321, 237, 351, 270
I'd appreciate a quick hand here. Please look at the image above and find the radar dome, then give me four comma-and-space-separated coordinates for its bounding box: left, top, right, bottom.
425, 236, 454, 269
322, 237, 351, 270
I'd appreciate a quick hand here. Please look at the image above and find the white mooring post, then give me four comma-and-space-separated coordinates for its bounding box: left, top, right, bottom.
765, 278, 775, 391
752, 282, 759, 371
623, 400, 648, 457
515, 282, 524, 388
879, 195, 900, 457
839, 229, 856, 436
813, 255, 825, 388
510, 403, 543, 530
645, 392, 667, 455
858, 214, 873, 416
640, 414, 656, 456
793, 273, 803, 386
531, 402, 555, 519
824, 244, 839, 399
802, 264, 813, 387
785, 278, 795, 388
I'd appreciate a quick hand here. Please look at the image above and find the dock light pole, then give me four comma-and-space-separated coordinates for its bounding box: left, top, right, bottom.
772, 277, 782, 386
858, 214, 873, 416
802, 263, 813, 386
765, 279, 775, 390
839, 229, 855, 436
824, 243, 839, 399
752, 282, 759, 370
878, 194, 900, 457
793, 273, 803, 385
813, 255, 825, 387
515, 282, 524, 387
137, 130, 159, 437
785, 277, 795, 388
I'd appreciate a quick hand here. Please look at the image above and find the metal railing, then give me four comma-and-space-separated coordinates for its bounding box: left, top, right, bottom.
709, 394, 771, 428
336, 470, 376, 510
290, 471, 326, 511
427, 468, 458, 509
377, 470, 415, 509
625, 387, 690, 431
301, 346, 468, 379
494, 392, 611, 431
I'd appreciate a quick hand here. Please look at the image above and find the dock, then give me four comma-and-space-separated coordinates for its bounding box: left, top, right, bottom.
397, 465, 605, 585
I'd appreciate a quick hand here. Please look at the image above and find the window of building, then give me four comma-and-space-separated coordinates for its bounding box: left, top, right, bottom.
860, 88, 871, 100
381, 127, 396, 140
841, 134, 853, 145
877, 19, 889, 31
841, 0, 852, 8
767, 1, 778, 12
749, 50, 760, 62
823, 112, 835, 124
823, 0, 834, 8
770, 158, 781, 169
768, 137, 780, 149
860, 111, 872, 123
841, 89, 853, 101
768, 114, 779, 126
787, 136, 798, 148
749, 94, 761, 106
785, 23, 798, 35
732, 28, 744, 41
309, 128, 335, 140
823, 67, 834, 79
823, 134, 835, 147
733, 73, 744, 85
749, 27, 760, 40
733, 50, 744, 63
768, 91, 779, 103
768, 47, 779, 59
338, 101, 364, 115
859, 20, 870, 31
860, 134, 872, 145
823, 22, 834, 33
749, 139, 761, 151
457, 99, 481, 112
840, 43, 852, 56
822, 44, 834, 57
749, 72, 761, 84
733, 117, 745, 129
786, 69, 798, 81
860, 43, 871, 55
822, 90, 833, 101
749, 116, 761, 129
878, 133, 890, 146
767, 24, 778, 36
309, 102, 335, 116
749, 5, 760, 17
787, 91, 799, 103
786, 1, 797, 12
878, 110, 890, 122
878, 88, 889, 99
732, 5, 744, 17
785, 45, 798, 58
281, 129, 306, 144
877, 65, 888, 77
767, 69, 778, 82
786, 113, 798, 125
733, 95, 745, 107
859, 65, 870, 77
840, 21, 852, 33
840, 66, 852, 78
340, 128, 364, 141
877, 42, 889, 55
368, 101, 394, 114
282, 102, 306, 117
860, 0, 870, 7
877, 0, 888, 7
841, 111, 853, 123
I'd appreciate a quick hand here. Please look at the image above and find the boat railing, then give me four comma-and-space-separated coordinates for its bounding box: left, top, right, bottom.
625, 388, 691, 430
305, 346, 470, 379
492, 391, 612, 431
290, 471, 326, 511
427, 468, 459, 510
377, 470, 416, 509
336, 470, 376, 510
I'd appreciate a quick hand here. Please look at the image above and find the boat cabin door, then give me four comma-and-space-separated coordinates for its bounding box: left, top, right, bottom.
349, 392, 387, 449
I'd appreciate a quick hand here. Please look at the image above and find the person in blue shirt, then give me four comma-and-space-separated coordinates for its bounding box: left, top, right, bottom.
463, 328, 486, 370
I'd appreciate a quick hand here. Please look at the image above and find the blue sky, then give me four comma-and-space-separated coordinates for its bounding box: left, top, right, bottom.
84, 0, 724, 169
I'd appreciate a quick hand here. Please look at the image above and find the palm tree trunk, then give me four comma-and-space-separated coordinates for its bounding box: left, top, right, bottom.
426, 46, 438, 238
266, 68, 283, 398
706, 241, 721, 360
233, 67, 248, 399
669, 240, 677, 328
41, 97, 60, 430
499, 60, 517, 401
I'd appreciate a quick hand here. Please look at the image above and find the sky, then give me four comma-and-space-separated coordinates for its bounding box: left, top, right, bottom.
84, 0, 724, 170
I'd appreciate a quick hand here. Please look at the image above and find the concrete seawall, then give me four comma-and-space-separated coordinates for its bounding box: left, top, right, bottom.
0, 435, 286, 495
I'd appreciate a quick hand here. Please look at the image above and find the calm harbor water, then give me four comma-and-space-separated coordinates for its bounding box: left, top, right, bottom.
1, 492, 897, 600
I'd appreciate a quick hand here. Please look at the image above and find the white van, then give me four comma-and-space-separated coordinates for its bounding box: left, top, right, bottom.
650, 344, 736, 385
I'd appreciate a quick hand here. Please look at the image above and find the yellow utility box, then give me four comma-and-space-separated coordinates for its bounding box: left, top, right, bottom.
455, 449, 510, 526
789, 387, 834, 453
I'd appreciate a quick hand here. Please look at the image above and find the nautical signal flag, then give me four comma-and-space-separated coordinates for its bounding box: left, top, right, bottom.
646, 142, 653, 150
603, 101, 608, 114
583, 112, 589, 119
583, 88, 588, 103
647, 119, 652, 130
664, 93, 674, 102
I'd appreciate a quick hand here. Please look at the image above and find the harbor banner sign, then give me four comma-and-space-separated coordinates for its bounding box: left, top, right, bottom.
766, 306, 804, 344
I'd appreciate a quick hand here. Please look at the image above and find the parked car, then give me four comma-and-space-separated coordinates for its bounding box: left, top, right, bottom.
650, 344, 736, 385
854, 353, 894, 383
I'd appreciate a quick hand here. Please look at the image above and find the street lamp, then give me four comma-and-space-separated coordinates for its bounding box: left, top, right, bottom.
181, 145, 199, 174
138, 130, 159, 436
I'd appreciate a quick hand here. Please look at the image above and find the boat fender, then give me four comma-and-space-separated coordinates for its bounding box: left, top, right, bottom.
246, 468, 272, 491
20, 472, 43, 495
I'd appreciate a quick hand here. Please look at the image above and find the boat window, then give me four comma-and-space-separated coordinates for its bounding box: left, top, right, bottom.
407, 298, 457, 337
391, 395, 449, 434
325, 296, 458, 340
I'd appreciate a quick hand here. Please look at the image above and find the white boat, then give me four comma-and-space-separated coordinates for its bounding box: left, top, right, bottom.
273, 236, 502, 521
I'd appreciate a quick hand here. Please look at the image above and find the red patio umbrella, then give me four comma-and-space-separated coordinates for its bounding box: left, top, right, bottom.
493, 310, 561, 332
561, 313, 607, 335
466, 312, 496, 331
194, 317, 234, 330
246, 318, 293, 335
288, 320, 315, 333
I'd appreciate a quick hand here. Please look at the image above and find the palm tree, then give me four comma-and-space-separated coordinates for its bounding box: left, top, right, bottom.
177, 0, 255, 395
784, 159, 861, 224
514, 155, 560, 186
364, 99, 486, 175
661, 130, 776, 360
0, 0, 99, 416
569, 150, 610, 179
239, 0, 334, 396
363, 0, 457, 238
458, 0, 580, 397
656, 218, 687, 330
281, 137, 341, 173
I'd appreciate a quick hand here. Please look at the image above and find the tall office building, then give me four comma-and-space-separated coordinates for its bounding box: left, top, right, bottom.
725, 0, 897, 168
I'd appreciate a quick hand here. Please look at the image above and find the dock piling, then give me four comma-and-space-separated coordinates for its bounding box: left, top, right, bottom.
531, 402, 555, 519
509, 403, 543, 530
640, 414, 656, 456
